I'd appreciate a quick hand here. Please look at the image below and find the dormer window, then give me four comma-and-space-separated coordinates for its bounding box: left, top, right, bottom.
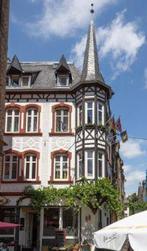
11, 75, 20, 86
57, 74, 69, 87
21, 76, 31, 88
55, 55, 72, 87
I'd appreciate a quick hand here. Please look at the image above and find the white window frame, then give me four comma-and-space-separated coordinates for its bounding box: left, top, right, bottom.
21, 75, 31, 88
26, 108, 38, 132
24, 154, 37, 180
77, 104, 83, 127
77, 151, 83, 179
55, 109, 69, 132
3, 154, 18, 180
5, 109, 20, 133
54, 155, 69, 180
98, 152, 105, 178
57, 74, 69, 87
97, 102, 105, 125
85, 101, 94, 124
85, 150, 94, 179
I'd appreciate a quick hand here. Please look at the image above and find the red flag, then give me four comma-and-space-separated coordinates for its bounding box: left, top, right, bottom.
108, 116, 116, 132
116, 117, 122, 132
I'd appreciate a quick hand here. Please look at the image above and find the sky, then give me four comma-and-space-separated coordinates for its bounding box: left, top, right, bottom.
9, 0, 147, 195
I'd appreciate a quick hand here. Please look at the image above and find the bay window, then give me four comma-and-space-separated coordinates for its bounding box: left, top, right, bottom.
5, 109, 20, 132
98, 152, 105, 177
77, 151, 83, 179
85, 150, 94, 178
26, 108, 38, 132
85, 101, 94, 124
97, 102, 104, 125
24, 154, 37, 180
3, 154, 19, 180
77, 104, 83, 127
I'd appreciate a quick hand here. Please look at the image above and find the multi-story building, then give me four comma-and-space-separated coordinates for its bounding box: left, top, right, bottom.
0, 0, 9, 204
0, 18, 124, 250
138, 171, 147, 202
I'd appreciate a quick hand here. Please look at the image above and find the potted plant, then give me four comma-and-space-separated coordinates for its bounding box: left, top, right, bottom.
81, 240, 90, 251
72, 243, 81, 251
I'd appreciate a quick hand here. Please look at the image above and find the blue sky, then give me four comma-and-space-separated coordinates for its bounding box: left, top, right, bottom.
9, 0, 147, 195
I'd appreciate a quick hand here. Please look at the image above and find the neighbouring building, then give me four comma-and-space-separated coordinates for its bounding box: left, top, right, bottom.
0, 17, 125, 250
138, 170, 147, 202
0, 0, 9, 202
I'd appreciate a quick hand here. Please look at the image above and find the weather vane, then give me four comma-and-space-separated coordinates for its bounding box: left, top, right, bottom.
90, 3, 94, 15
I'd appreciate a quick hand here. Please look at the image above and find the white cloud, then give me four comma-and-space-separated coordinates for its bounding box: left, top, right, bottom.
144, 68, 147, 89
123, 164, 145, 195
72, 11, 145, 76
120, 139, 146, 159
26, 0, 117, 38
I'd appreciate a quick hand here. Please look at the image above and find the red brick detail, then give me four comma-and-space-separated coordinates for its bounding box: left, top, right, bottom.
50, 149, 72, 183
49, 132, 74, 136
4, 132, 43, 136
5, 103, 23, 133
51, 103, 73, 134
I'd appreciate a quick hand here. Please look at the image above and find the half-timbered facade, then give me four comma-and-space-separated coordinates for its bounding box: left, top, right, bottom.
0, 19, 124, 250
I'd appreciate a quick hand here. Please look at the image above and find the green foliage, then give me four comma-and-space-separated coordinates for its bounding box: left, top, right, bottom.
128, 193, 147, 215
24, 178, 122, 215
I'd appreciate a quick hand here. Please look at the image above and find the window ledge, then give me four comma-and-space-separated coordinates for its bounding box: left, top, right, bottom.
49, 132, 74, 137
4, 132, 43, 136
48, 180, 73, 184
1, 180, 41, 184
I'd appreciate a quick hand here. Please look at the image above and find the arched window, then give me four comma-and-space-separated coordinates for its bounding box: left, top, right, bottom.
51, 103, 72, 135
26, 108, 38, 132
50, 149, 72, 183
5, 109, 20, 132
3, 153, 20, 180
24, 153, 38, 180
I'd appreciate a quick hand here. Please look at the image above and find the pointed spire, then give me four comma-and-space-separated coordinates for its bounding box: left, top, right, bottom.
7, 55, 23, 74
81, 4, 104, 82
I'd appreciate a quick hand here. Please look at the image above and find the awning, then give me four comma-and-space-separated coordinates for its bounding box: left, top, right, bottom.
0, 221, 20, 229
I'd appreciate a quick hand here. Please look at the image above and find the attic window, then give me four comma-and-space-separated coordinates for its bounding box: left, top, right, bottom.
21, 76, 31, 87
57, 74, 69, 87
11, 75, 20, 86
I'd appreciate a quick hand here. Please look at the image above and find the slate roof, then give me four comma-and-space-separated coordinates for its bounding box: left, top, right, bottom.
6, 60, 81, 90
81, 20, 105, 83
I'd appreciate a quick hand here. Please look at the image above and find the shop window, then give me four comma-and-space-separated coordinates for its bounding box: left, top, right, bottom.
43, 208, 59, 236
0, 208, 15, 235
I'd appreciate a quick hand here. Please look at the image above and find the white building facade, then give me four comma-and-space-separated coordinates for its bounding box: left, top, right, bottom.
0, 20, 121, 250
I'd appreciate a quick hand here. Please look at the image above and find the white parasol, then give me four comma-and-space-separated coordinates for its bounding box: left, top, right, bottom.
93, 210, 147, 251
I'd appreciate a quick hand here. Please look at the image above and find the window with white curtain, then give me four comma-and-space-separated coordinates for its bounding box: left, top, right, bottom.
26, 108, 38, 132
5, 109, 20, 132
85, 150, 94, 178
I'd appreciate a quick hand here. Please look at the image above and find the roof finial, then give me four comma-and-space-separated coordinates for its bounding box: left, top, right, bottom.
90, 3, 94, 15
90, 3, 94, 24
